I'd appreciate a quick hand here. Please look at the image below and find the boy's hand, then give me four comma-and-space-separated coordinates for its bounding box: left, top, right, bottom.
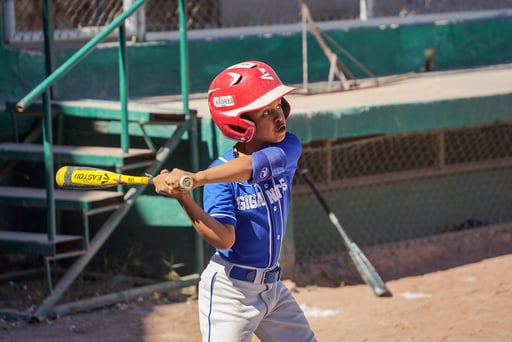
153, 169, 194, 197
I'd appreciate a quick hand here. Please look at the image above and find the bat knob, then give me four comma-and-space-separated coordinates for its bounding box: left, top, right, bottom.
55, 166, 68, 187
179, 175, 194, 190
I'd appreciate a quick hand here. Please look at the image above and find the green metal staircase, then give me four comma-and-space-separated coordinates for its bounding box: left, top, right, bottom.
0, 0, 200, 321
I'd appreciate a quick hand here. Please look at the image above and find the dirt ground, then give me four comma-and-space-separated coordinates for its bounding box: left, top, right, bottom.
1, 253, 511, 342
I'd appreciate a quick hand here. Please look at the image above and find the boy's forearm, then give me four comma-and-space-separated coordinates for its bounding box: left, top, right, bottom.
195, 154, 253, 187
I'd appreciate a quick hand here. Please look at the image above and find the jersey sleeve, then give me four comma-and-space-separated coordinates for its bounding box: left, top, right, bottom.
249, 132, 302, 184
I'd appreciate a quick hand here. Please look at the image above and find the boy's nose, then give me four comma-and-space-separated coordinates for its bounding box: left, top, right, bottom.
275, 110, 285, 122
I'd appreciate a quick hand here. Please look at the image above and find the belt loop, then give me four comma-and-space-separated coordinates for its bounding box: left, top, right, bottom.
213, 253, 235, 276
253, 269, 265, 284
275, 267, 282, 282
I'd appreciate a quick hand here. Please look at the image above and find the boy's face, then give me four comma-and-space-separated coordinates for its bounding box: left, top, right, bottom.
244, 98, 287, 145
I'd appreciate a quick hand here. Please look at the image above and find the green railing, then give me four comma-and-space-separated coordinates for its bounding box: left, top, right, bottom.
12, 0, 196, 321
15, 0, 191, 248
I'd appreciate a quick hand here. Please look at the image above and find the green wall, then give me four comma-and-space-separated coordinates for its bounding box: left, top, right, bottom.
1, 12, 512, 108
2, 11, 511, 137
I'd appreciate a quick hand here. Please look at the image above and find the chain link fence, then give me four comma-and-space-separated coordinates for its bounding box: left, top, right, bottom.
3, 0, 512, 285
290, 121, 512, 285
3, 0, 123, 41
4, 0, 512, 42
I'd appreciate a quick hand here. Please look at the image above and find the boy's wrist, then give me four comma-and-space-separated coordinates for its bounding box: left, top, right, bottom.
194, 170, 205, 187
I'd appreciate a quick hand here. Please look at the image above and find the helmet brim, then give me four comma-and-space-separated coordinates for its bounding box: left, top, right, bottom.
219, 84, 296, 118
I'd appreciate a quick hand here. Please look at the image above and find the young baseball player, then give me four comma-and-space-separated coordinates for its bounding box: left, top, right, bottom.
153, 61, 317, 342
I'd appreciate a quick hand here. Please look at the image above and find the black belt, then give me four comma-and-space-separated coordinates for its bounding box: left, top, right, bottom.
229, 265, 282, 284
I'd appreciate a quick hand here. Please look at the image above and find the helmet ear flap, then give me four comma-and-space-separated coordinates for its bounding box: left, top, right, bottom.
212, 112, 256, 142
282, 97, 291, 119
226, 117, 256, 142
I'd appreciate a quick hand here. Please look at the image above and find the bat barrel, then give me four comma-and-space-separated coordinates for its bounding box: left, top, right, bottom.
55, 166, 151, 189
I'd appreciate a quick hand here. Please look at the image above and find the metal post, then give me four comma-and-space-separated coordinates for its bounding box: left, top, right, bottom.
42, 0, 57, 97
41, 91, 56, 242
178, 0, 190, 118
360, 0, 374, 21
123, 0, 146, 42
118, 23, 130, 153
41, 0, 56, 246
301, 2, 309, 93
178, 0, 204, 273
3, 0, 15, 43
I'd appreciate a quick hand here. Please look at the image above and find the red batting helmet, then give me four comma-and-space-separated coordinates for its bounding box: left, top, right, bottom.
207, 61, 296, 142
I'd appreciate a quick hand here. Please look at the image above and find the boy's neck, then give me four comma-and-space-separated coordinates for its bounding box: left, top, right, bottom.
234, 141, 263, 156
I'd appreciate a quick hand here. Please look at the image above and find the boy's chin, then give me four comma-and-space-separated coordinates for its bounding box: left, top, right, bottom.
275, 133, 286, 143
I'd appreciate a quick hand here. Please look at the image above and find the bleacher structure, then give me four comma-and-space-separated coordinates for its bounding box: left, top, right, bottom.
0, 0, 200, 321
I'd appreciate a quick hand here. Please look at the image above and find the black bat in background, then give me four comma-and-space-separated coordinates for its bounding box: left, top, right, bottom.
300, 169, 392, 297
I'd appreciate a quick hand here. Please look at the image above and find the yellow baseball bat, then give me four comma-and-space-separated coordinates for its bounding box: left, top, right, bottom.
55, 166, 193, 190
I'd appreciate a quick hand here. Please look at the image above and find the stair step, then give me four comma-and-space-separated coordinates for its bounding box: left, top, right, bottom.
0, 143, 155, 167
0, 186, 124, 211
0, 231, 83, 256
8, 100, 189, 124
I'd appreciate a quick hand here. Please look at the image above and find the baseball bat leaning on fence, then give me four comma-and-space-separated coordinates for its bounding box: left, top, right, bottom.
300, 169, 392, 297
55, 166, 194, 190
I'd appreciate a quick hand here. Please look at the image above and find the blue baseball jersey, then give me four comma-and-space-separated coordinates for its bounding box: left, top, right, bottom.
203, 132, 302, 269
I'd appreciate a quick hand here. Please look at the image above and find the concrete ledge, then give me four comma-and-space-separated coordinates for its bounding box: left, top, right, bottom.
157, 64, 512, 144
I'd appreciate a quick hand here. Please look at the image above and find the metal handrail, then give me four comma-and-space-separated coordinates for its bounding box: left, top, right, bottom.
10, 0, 195, 321
8, 0, 203, 320
13, 0, 148, 248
